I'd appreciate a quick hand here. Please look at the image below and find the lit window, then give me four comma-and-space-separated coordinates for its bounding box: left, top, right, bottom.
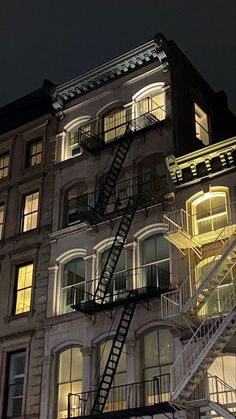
143, 329, 173, 403
67, 121, 92, 158
26, 138, 43, 167
21, 191, 39, 232
140, 233, 170, 288
61, 258, 85, 314
15, 263, 33, 314
196, 256, 235, 316
0, 152, 9, 179
99, 339, 126, 411
100, 248, 126, 301
5, 350, 26, 418
192, 192, 228, 235
57, 348, 83, 419
103, 108, 127, 143
194, 103, 209, 145
135, 85, 165, 121
0, 202, 5, 239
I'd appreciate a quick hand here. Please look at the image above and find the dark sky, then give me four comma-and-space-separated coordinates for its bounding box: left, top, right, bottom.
0, 0, 236, 113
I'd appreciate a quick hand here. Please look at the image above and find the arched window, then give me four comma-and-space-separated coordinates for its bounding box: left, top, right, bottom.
98, 339, 126, 411
195, 256, 235, 316
143, 329, 173, 403
103, 107, 127, 143
140, 233, 170, 289
63, 117, 91, 160
99, 247, 126, 301
133, 83, 165, 122
66, 183, 88, 226
56, 347, 83, 419
190, 189, 228, 236
60, 257, 86, 314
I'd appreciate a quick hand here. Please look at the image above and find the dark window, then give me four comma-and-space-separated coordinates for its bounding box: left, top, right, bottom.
4, 350, 26, 418
0, 152, 10, 179
26, 138, 43, 167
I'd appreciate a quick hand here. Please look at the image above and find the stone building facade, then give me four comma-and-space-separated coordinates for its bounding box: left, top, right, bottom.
0, 34, 236, 419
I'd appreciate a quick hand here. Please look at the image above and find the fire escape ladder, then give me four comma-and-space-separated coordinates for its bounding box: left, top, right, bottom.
95, 132, 133, 216
91, 301, 136, 415
93, 197, 137, 303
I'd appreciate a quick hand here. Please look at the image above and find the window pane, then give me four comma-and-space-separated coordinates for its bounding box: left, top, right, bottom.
71, 348, 83, 381
141, 234, 169, 265
0, 152, 9, 179
159, 329, 173, 365
15, 288, 32, 314
144, 331, 157, 368
15, 263, 33, 314
22, 192, 39, 232
6, 351, 26, 418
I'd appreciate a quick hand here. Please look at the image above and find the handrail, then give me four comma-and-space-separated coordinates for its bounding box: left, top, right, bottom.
68, 374, 171, 417
71, 264, 170, 308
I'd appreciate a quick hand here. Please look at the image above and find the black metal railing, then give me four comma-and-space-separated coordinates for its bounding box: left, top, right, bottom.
75, 97, 165, 154
68, 374, 170, 418
71, 264, 170, 310
67, 171, 168, 225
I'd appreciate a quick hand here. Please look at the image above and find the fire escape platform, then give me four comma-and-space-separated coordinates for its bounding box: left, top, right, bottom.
71, 401, 175, 419
165, 230, 201, 250
71, 286, 169, 315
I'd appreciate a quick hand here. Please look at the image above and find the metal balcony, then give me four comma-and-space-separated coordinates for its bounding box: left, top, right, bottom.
68, 375, 174, 419
67, 171, 169, 226
71, 265, 170, 314
76, 97, 165, 155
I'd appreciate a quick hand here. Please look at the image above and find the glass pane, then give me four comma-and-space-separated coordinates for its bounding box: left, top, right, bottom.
159, 329, 173, 365
58, 349, 71, 383
17, 264, 33, 289
58, 382, 70, 411
141, 234, 169, 265
71, 348, 83, 381
63, 258, 85, 287
144, 331, 157, 368
100, 249, 125, 274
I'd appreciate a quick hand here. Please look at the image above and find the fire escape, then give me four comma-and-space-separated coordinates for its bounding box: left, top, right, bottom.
68, 105, 174, 418
162, 208, 236, 418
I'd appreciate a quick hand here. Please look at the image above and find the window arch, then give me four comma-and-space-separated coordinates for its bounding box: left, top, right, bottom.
188, 187, 229, 236
142, 328, 173, 403
133, 83, 165, 121
139, 231, 170, 289
58, 253, 86, 314
56, 347, 83, 419
66, 182, 88, 226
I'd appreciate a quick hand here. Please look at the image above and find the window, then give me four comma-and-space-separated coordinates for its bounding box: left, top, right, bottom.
99, 248, 126, 301
66, 120, 92, 159
140, 233, 170, 288
66, 184, 88, 226
194, 103, 209, 145
103, 108, 127, 143
21, 191, 39, 232
134, 84, 165, 122
0, 152, 9, 179
61, 257, 86, 314
191, 191, 228, 235
99, 339, 126, 411
26, 138, 43, 167
4, 350, 26, 418
196, 256, 235, 316
0, 202, 5, 239
14, 263, 33, 314
143, 329, 173, 403
57, 348, 83, 419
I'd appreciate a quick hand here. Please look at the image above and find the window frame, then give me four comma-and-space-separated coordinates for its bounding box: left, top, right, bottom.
0, 201, 5, 240
102, 107, 127, 143
25, 137, 43, 168
133, 83, 166, 122
60, 256, 86, 315
3, 349, 27, 418
0, 151, 10, 180
194, 103, 210, 146
20, 190, 40, 233
13, 261, 34, 316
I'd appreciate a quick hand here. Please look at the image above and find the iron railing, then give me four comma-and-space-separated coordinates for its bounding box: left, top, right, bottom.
67, 171, 168, 225
68, 374, 170, 418
161, 223, 236, 319
74, 97, 165, 154
71, 264, 170, 309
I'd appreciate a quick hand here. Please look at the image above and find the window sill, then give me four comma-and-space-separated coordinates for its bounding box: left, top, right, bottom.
4, 310, 33, 323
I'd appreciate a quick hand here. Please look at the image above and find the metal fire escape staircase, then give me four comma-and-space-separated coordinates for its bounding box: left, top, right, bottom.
161, 230, 236, 411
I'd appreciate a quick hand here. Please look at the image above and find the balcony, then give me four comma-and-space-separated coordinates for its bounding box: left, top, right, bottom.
164, 201, 236, 258
68, 375, 173, 419
76, 97, 165, 155
67, 171, 169, 226
71, 265, 170, 314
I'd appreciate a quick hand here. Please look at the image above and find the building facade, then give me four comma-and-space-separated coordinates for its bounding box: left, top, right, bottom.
0, 34, 236, 419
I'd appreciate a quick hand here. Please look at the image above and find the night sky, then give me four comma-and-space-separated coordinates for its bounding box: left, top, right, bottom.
0, 0, 236, 113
